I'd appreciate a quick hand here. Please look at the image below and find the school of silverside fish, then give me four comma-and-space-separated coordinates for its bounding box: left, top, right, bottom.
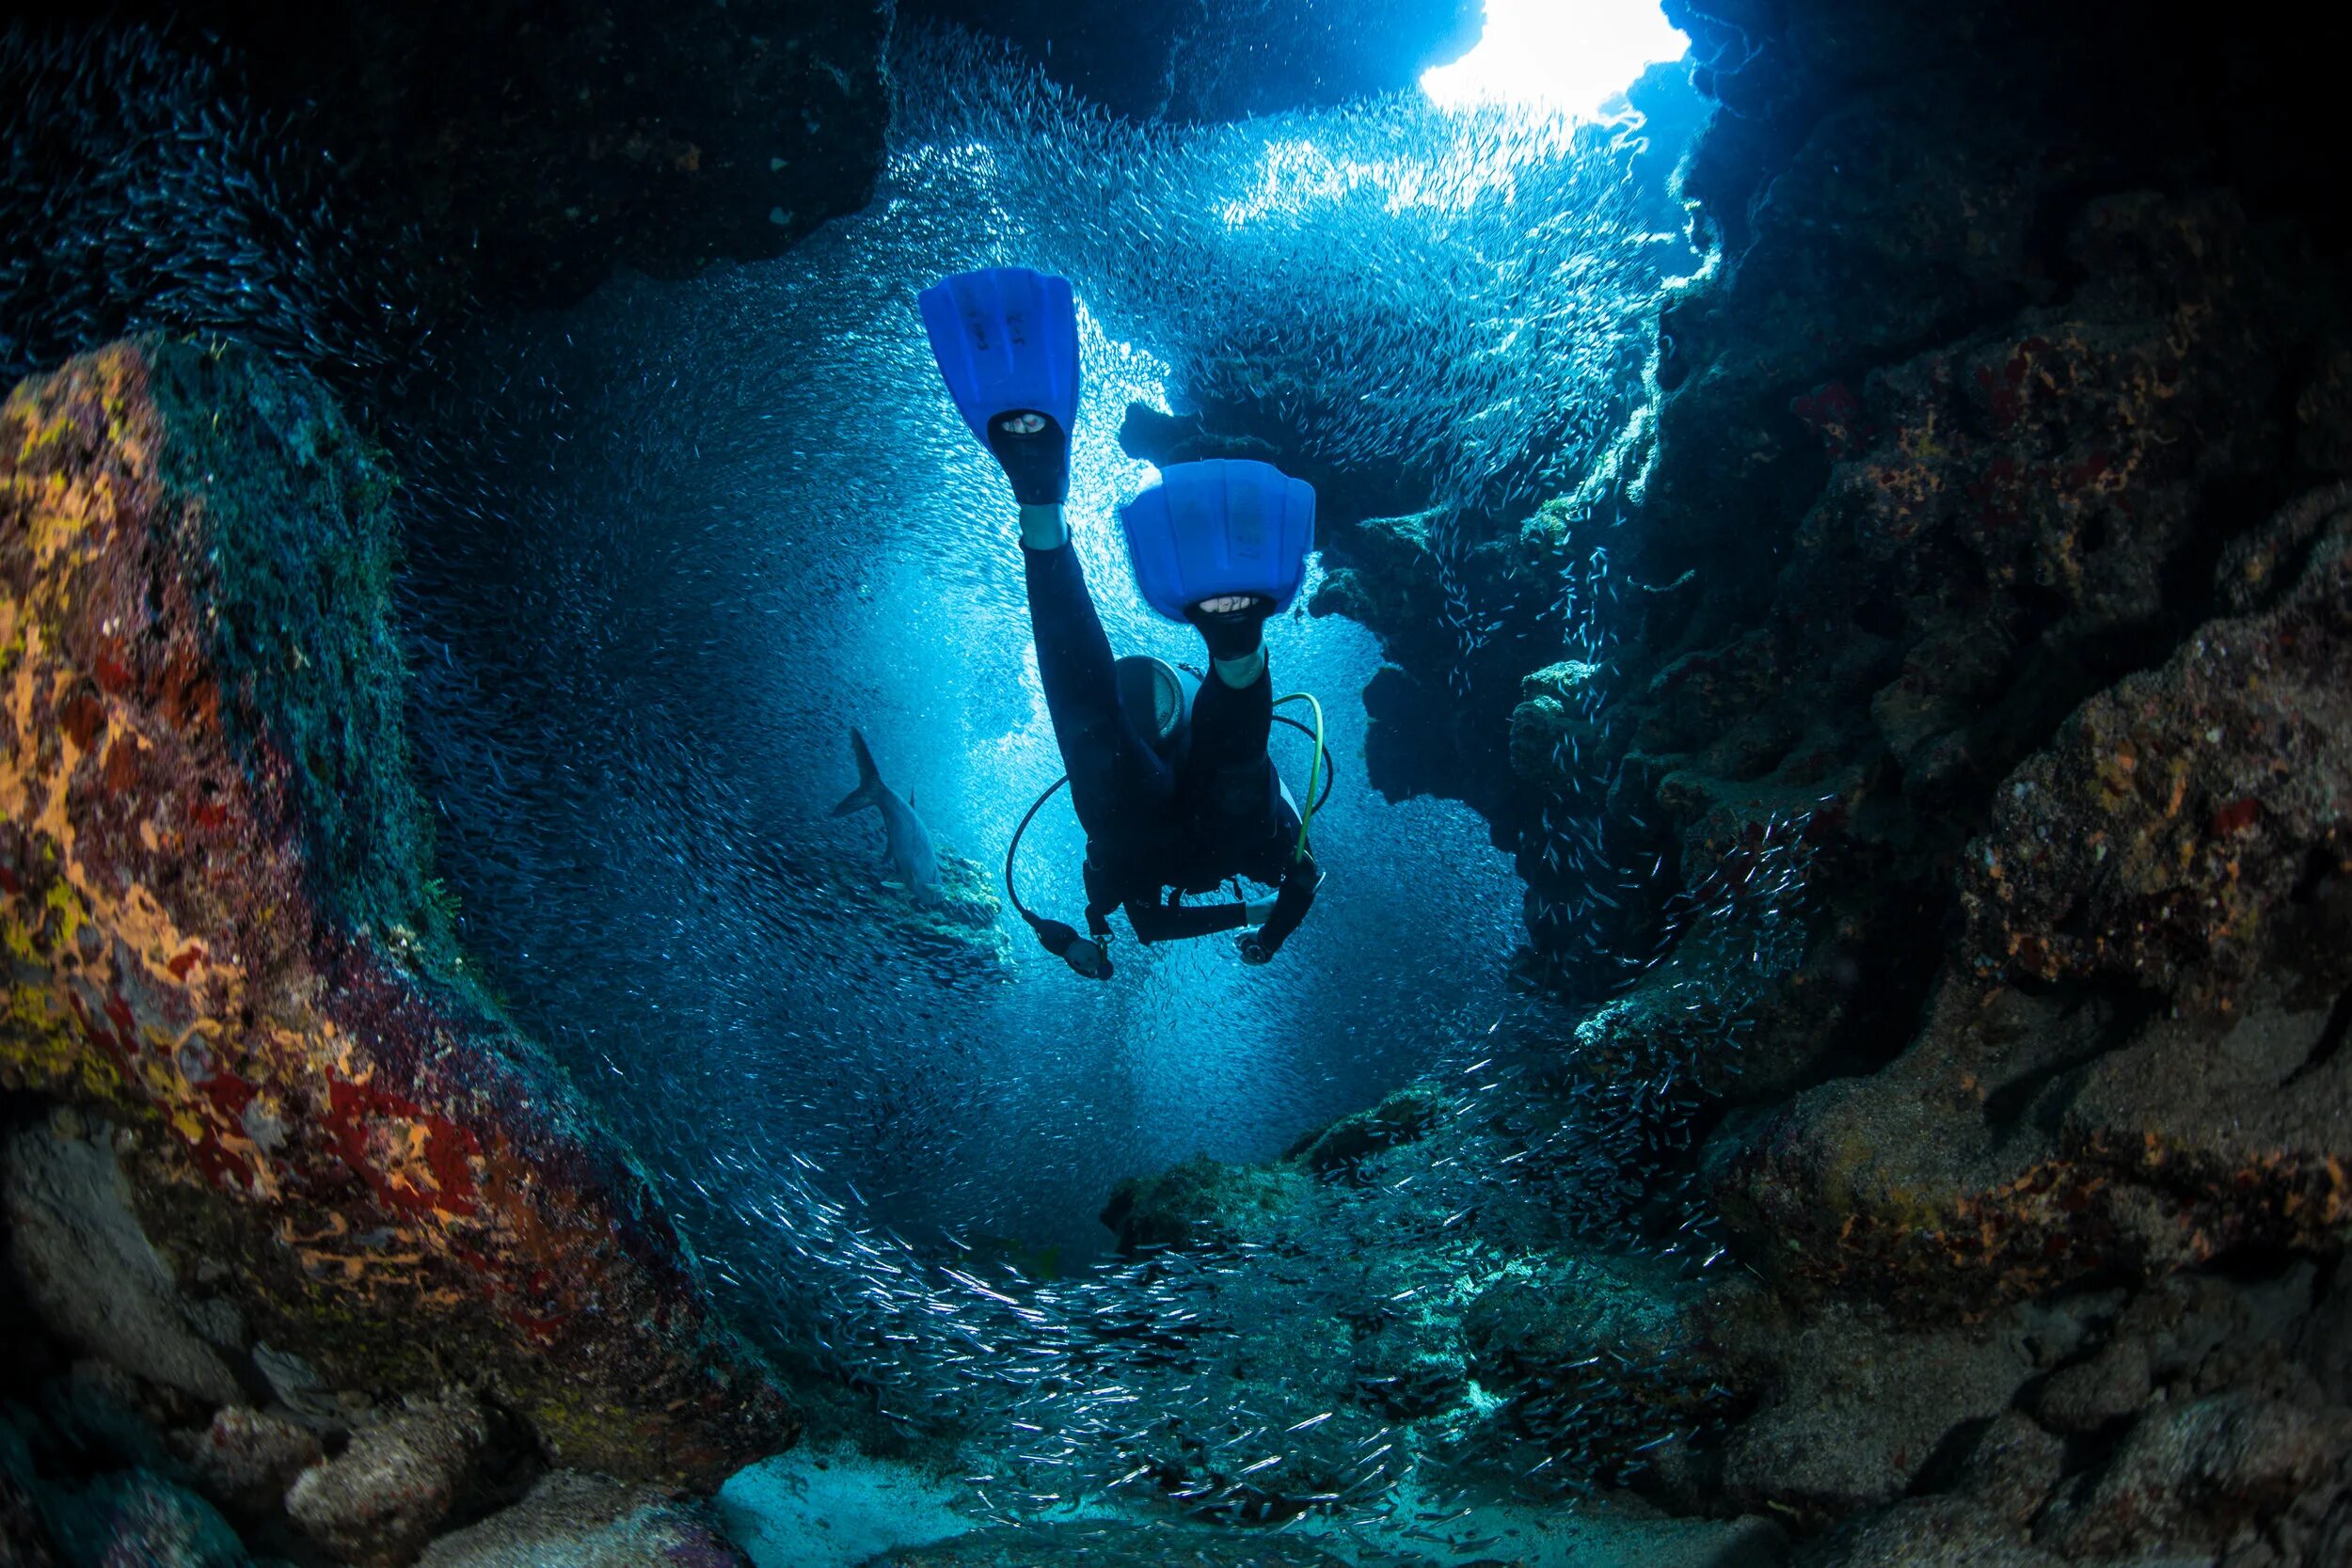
0, 24, 425, 388
0, 13, 1797, 1541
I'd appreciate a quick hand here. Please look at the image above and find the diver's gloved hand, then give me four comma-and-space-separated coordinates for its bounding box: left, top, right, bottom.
1029, 912, 1112, 980
986, 411, 1071, 507
1236, 930, 1273, 966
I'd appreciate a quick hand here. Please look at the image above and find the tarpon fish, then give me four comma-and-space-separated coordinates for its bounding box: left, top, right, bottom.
831, 728, 941, 902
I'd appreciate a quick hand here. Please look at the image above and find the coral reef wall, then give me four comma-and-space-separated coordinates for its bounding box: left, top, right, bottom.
1438, 0, 2350, 1559
0, 340, 792, 1503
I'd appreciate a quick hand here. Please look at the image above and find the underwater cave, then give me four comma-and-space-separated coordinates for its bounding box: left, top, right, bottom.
3, 1, 2349, 1565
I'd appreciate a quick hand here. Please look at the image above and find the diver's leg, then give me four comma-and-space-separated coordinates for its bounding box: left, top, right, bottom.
1024, 517, 1170, 838
1184, 596, 1277, 814
1188, 653, 1274, 768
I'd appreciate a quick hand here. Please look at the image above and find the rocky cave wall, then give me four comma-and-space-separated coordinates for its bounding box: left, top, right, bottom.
1104, 0, 2352, 1561
0, 340, 795, 1566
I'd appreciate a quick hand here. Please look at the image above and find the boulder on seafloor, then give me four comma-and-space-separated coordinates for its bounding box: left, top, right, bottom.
1281, 1085, 1443, 1181
1801, 1494, 2067, 1568
0, 339, 793, 1486
1099, 1152, 1311, 1255
283, 1389, 491, 1568
169, 1405, 323, 1524
415, 1469, 746, 1568
1715, 1300, 2038, 1521
1104, 1091, 1446, 1253
2037, 1389, 2352, 1560
1461, 1250, 1740, 1486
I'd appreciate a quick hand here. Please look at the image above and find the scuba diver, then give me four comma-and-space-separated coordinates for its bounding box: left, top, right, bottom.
919, 266, 1325, 980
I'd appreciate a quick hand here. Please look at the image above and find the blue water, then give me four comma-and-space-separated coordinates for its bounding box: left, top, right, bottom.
399, 30, 1683, 1409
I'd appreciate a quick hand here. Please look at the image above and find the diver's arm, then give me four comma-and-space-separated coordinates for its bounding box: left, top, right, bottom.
1240, 852, 1320, 964
1126, 897, 1250, 945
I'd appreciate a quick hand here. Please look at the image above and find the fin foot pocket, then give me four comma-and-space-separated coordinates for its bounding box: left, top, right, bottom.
987, 410, 1072, 506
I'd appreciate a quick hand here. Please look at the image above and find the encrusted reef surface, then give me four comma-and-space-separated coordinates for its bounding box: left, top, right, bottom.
0, 339, 793, 1563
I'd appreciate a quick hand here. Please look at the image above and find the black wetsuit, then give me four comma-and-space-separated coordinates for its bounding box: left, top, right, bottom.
1025, 540, 1319, 957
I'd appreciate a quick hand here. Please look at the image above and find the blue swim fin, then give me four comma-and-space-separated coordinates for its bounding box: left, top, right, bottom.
919, 267, 1081, 504
1120, 459, 1317, 623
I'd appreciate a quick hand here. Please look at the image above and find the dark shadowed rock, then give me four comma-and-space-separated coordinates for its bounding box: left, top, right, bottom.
33, 1468, 248, 1568
1960, 494, 2352, 1007
1800, 1495, 2063, 1568
1, 1434, 61, 1568
0, 340, 793, 1484
1950, 1411, 2067, 1528
2, 1114, 244, 1407
1713, 500, 2351, 1319
2032, 1338, 2153, 1436
1720, 1303, 2035, 1520
31, 1359, 180, 1478
2038, 1389, 2352, 1560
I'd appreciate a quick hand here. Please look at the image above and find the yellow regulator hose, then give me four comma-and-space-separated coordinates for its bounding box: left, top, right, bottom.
1274, 691, 1326, 863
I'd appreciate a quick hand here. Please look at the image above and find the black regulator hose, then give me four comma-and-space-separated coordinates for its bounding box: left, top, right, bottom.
1004, 775, 1113, 980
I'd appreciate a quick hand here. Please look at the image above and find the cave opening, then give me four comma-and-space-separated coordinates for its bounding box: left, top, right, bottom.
396, 8, 1705, 1294
371, 7, 1721, 1544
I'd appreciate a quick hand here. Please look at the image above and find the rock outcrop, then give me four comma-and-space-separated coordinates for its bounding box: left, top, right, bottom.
0, 339, 794, 1491
897, 0, 1480, 123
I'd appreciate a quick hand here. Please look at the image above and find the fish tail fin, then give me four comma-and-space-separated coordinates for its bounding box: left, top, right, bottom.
829, 727, 882, 816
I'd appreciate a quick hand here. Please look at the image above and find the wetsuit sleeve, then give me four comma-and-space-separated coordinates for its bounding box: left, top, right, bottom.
1125, 897, 1249, 944
1252, 851, 1320, 958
